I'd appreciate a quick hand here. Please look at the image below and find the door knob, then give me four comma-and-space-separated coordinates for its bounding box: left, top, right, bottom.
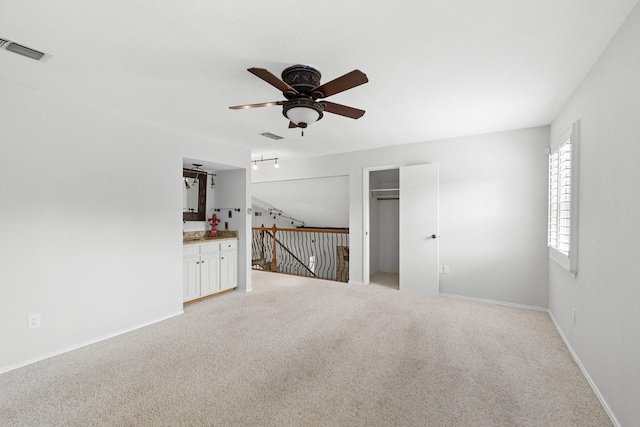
431, 234, 437, 239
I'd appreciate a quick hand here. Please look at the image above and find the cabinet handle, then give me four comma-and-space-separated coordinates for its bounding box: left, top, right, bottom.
221, 257, 224, 260
196, 261, 200, 264
201, 260, 205, 263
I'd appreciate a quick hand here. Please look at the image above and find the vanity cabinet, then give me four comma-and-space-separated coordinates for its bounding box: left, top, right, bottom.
183, 240, 237, 302
220, 240, 238, 291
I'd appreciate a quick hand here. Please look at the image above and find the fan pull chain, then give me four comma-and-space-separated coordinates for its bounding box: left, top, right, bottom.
301, 129, 304, 137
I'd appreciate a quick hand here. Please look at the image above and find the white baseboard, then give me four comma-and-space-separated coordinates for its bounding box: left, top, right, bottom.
439, 293, 547, 311
0, 310, 184, 375
547, 312, 620, 427
348, 280, 364, 285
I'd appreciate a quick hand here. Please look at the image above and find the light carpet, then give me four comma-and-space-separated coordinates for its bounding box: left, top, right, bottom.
0, 271, 611, 426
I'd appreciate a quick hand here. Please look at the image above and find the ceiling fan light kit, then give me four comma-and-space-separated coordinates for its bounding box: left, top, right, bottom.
229, 64, 368, 135
282, 98, 323, 128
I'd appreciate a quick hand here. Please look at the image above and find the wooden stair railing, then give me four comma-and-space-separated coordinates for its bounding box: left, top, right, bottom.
264, 228, 317, 277
251, 224, 349, 281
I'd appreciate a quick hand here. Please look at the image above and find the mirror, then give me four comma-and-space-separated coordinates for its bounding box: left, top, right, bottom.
183, 169, 206, 221
183, 178, 200, 213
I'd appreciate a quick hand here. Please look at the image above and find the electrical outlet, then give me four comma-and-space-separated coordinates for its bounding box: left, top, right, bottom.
28, 313, 41, 329
443, 265, 450, 274
438, 265, 444, 274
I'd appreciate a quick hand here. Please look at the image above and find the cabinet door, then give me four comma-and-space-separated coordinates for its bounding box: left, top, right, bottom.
200, 252, 220, 296
183, 255, 201, 302
220, 250, 237, 291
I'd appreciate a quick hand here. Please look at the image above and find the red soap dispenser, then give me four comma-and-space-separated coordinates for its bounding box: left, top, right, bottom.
208, 213, 221, 237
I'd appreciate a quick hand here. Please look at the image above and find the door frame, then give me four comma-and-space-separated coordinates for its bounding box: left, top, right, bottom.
362, 164, 404, 285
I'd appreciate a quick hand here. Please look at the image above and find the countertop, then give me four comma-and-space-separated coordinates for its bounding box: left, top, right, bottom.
183, 236, 238, 245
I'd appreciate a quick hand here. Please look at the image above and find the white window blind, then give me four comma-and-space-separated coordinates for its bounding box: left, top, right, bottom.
548, 121, 579, 276
548, 138, 571, 255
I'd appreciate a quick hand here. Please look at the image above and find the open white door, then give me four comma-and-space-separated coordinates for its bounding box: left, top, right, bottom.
399, 164, 439, 295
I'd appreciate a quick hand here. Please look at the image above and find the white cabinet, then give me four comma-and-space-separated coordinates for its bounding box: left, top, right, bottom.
182, 254, 201, 302
182, 239, 237, 302
220, 240, 238, 291
199, 251, 220, 296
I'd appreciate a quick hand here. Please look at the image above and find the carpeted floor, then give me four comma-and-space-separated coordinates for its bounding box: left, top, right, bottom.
0, 271, 611, 426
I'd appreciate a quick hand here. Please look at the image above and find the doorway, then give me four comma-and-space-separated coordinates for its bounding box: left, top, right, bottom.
363, 164, 440, 295
369, 169, 400, 289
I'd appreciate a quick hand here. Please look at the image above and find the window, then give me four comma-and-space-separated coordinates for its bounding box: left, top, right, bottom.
548, 121, 580, 276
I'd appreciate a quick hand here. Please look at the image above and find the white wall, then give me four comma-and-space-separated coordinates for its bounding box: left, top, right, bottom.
0, 81, 251, 372
253, 126, 550, 308
251, 207, 300, 229
215, 169, 252, 293
377, 201, 399, 273
251, 176, 349, 228
549, 3, 640, 425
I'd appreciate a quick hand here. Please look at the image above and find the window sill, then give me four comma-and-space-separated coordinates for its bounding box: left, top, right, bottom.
549, 254, 577, 278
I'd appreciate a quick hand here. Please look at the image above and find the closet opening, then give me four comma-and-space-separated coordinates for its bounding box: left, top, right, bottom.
368, 168, 400, 289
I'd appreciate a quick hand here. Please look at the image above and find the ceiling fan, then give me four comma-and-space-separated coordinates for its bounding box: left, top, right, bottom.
229, 65, 368, 134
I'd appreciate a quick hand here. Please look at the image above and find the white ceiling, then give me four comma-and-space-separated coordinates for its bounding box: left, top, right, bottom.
2, 1, 638, 161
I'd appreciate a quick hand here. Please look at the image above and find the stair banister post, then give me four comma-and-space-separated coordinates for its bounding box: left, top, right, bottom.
260, 224, 265, 259
271, 224, 278, 272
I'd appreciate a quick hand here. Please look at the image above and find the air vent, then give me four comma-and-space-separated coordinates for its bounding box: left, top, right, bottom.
0, 37, 51, 62
260, 132, 284, 140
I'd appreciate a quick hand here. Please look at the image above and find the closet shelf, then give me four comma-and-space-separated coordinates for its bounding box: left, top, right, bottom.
370, 188, 399, 201
369, 188, 399, 192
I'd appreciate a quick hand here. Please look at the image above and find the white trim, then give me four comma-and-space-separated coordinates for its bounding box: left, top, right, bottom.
0, 310, 184, 375
569, 120, 580, 274
548, 312, 620, 427
549, 254, 578, 278
439, 293, 547, 311
348, 280, 364, 285
548, 120, 580, 277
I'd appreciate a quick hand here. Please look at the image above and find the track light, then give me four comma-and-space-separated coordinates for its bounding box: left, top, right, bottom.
183, 163, 216, 190
252, 156, 280, 170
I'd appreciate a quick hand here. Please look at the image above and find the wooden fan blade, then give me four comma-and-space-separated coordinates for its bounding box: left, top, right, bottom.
248, 68, 298, 95
288, 121, 298, 128
321, 101, 366, 119
312, 70, 368, 99
229, 101, 283, 110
